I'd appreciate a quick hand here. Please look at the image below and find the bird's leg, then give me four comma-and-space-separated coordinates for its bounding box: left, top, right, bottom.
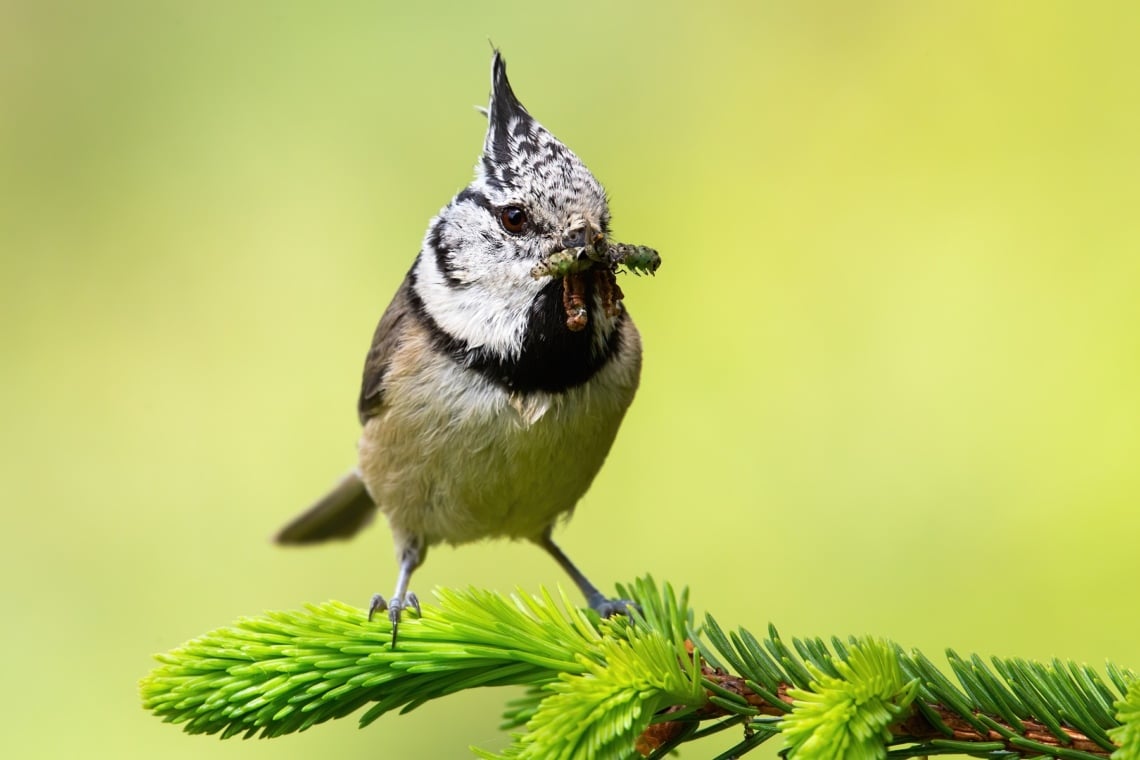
537, 529, 637, 618
368, 538, 424, 646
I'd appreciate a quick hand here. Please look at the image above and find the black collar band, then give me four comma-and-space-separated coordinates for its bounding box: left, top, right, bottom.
406, 264, 624, 394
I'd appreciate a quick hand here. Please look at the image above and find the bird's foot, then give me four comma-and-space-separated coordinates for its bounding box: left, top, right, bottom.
367, 591, 420, 646
587, 593, 640, 619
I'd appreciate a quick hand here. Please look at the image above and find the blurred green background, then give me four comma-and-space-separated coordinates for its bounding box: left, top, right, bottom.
2, 1, 1138, 757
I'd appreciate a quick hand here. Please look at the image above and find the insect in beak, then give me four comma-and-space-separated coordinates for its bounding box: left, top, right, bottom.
559, 222, 606, 260
587, 230, 608, 262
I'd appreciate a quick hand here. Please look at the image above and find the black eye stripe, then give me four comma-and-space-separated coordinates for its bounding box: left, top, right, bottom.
454, 187, 493, 212
453, 186, 569, 239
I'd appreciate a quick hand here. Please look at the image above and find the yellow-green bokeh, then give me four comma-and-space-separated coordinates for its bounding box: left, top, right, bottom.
2, 2, 1138, 758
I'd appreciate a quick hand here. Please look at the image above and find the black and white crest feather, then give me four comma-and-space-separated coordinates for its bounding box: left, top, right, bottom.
404, 51, 624, 396
480, 55, 610, 230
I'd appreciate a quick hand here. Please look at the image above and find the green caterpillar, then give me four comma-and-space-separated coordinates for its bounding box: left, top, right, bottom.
530, 248, 595, 280
605, 243, 661, 276
531, 243, 661, 280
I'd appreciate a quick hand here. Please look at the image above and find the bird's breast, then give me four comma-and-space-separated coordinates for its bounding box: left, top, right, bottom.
357, 316, 642, 547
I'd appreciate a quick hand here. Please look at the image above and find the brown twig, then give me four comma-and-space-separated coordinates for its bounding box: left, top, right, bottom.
637, 664, 1115, 758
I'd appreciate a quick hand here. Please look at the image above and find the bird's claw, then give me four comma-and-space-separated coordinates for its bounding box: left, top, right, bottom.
367, 593, 388, 622
392, 591, 421, 621
589, 595, 640, 620
367, 590, 421, 647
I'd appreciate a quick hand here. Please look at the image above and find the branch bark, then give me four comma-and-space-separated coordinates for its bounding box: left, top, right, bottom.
637, 664, 1115, 758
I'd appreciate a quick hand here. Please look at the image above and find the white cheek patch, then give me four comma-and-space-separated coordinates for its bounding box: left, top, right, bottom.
414, 251, 545, 359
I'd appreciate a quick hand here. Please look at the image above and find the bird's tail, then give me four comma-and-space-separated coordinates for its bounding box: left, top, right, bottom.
274, 471, 377, 544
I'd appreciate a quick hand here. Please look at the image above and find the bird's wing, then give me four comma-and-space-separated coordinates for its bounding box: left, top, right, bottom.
357, 273, 414, 423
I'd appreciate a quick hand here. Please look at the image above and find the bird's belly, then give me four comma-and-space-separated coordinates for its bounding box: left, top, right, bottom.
358, 358, 634, 546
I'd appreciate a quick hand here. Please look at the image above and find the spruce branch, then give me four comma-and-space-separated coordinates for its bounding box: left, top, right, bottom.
140, 577, 1137, 759
1110, 678, 1140, 760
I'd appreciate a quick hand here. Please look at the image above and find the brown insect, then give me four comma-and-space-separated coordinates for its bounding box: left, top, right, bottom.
593, 267, 624, 318
534, 240, 659, 331
562, 271, 590, 331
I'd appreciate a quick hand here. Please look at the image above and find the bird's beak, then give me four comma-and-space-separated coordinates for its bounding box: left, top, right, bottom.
560, 222, 606, 262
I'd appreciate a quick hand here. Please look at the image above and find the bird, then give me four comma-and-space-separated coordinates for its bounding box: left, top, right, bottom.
274, 50, 657, 643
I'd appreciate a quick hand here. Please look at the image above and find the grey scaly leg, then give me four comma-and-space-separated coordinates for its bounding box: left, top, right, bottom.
368, 539, 424, 646
537, 529, 636, 618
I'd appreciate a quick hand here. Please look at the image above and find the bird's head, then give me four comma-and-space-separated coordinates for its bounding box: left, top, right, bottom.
412, 52, 617, 363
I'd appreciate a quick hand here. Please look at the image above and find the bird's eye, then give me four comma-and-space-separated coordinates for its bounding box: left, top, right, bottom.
499, 206, 529, 235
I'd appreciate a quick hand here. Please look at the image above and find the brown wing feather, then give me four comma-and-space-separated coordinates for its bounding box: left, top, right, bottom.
358, 273, 414, 423
276, 274, 415, 545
